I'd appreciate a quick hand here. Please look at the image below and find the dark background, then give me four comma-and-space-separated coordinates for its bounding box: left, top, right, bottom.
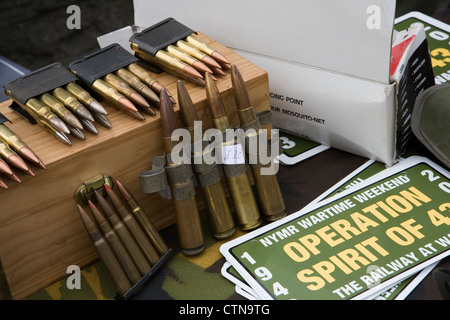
1, 0, 450, 71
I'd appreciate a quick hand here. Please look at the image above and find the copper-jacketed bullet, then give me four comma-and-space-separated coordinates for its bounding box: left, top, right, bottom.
167, 45, 214, 75
186, 35, 231, 65
90, 79, 139, 114
176, 40, 222, 70
0, 123, 45, 169
0, 140, 34, 176
0, 158, 20, 182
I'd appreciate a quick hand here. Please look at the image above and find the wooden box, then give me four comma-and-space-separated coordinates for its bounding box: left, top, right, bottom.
0, 33, 271, 299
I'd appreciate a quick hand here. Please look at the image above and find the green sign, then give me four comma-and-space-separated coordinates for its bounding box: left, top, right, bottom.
220, 157, 450, 299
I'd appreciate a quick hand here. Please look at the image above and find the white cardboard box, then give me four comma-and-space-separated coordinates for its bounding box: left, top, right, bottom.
130, 0, 435, 166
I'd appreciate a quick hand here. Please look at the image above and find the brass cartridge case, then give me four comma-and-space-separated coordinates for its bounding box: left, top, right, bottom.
131, 43, 180, 74
40, 93, 83, 130
40, 93, 70, 118
213, 116, 261, 231
104, 73, 135, 97
90, 79, 125, 108
65, 82, 108, 115
185, 35, 215, 56
178, 80, 235, 239
65, 82, 96, 107
0, 125, 26, 154
238, 107, 286, 221
167, 45, 199, 66
176, 40, 208, 62
134, 52, 205, 87
0, 140, 17, 161
24, 98, 69, 134
51, 87, 93, 122
12, 99, 72, 145
192, 137, 235, 239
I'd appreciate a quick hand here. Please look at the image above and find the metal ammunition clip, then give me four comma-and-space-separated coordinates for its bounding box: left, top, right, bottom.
139, 154, 196, 201
73, 174, 114, 205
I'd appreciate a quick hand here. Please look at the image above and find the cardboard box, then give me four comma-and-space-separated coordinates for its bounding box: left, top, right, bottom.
132, 0, 434, 166
0, 33, 270, 299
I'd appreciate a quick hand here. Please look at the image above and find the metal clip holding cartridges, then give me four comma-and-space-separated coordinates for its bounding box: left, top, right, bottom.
73, 174, 114, 205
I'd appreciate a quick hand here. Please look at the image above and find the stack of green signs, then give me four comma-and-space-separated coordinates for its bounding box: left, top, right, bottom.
220, 156, 450, 299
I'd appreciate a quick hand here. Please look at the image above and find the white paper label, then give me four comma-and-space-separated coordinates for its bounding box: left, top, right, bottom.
222, 144, 245, 165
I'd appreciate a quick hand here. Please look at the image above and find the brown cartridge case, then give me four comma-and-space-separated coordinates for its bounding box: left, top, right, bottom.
231, 64, 286, 221
159, 88, 204, 255
165, 137, 205, 255
104, 183, 160, 265
89, 201, 141, 285
77, 205, 131, 296
95, 190, 151, 275
115, 180, 169, 257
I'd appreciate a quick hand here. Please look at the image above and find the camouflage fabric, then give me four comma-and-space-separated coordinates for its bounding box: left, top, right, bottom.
27, 209, 246, 300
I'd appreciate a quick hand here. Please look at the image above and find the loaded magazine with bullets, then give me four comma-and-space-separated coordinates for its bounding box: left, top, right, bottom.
4, 63, 109, 146
0, 16, 273, 299
129, 18, 231, 86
